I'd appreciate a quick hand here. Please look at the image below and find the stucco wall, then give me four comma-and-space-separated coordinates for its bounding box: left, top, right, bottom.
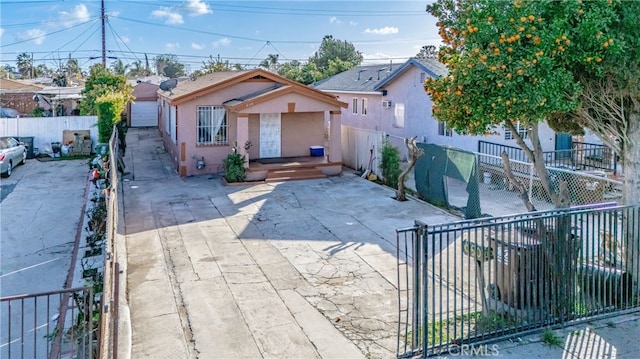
281, 112, 324, 157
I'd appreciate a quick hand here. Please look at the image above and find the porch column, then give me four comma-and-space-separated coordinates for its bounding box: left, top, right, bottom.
329, 110, 342, 163
237, 114, 250, 169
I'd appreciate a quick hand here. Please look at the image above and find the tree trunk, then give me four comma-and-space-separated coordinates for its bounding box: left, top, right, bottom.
396, 137, 424, 202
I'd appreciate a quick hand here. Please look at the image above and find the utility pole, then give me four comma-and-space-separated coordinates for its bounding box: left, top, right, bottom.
101, 0, 106, 67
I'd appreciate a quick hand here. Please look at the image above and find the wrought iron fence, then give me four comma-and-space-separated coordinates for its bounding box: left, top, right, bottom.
474, 153, 622, 216
0, 287, 96, 359
397, 203, 640, 358
477, 140, 618, 174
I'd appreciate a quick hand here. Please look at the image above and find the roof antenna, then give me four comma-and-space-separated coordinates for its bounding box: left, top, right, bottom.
357, 69, 366, 81
377, 68, 386, 80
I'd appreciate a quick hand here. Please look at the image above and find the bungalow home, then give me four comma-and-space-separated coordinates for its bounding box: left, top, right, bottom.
313, 57, 565, 160
156, 68, 348, 179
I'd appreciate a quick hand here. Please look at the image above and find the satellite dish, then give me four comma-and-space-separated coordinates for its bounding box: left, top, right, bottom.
159, 78, 178, 94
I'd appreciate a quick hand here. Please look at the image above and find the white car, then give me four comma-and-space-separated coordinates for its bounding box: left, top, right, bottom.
0, 137, 27, 177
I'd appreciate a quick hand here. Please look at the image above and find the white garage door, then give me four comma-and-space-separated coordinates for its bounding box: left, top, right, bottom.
131, 101, 158, 127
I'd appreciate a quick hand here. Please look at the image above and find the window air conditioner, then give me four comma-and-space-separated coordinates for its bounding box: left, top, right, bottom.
382, 100, 392, 108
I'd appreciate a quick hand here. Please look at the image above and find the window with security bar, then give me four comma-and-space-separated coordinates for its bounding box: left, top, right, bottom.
197, 106, 228, 145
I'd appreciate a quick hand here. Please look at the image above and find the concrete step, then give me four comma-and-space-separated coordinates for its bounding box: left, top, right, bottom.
265, 168, 326, 182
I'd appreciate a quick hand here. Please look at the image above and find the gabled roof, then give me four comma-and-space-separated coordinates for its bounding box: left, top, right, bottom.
225, 84, 347, 112
373, 57, 447, 91
311, 64, 394, 93
160, 68, 344, 107
312, 57, 448, 93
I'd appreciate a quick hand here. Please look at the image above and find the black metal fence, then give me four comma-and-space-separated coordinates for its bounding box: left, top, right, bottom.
0, 287, 96, 359
397, 203, 640, 358
477, 141, 618, 174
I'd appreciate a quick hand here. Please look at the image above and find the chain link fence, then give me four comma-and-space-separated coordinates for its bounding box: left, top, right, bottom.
452, 153, 624, 217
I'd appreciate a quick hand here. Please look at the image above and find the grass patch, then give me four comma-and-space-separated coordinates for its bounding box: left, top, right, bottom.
406, 310, 517, 346
542, 329, 563, 347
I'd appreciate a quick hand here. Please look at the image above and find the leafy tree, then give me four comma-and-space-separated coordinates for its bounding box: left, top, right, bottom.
33, 64, 51, 78
96, 91, 127, 142
426, 0, 640, 305
16, 53, 33, 78
1, 65, 15, 79
277, 60, 322, 85
380, 139, 400, 189
154, 54, 186, 78
308, 35, 363, 74
425, 0, 621, 209
416, 45, 438, 59
201, 55, 233, 73
79, 64, 133, 116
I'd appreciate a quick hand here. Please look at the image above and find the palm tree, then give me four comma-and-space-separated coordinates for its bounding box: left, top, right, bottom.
259, 54, 279, 72
66, 58, 83, 79
16, 53, 33, 79
111, 60, 129, 76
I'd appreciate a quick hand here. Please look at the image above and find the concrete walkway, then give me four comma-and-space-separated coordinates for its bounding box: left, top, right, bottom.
118, 128, 640, 359
119, 128, 457, 359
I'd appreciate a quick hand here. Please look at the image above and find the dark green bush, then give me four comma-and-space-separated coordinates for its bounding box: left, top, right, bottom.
380, 139, 400, 189
224, 153, 246, 183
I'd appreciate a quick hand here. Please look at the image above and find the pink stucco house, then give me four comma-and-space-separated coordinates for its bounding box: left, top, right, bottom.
156, 68, 347, 179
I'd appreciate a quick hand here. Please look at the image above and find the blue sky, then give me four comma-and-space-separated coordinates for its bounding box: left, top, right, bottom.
0, 0, 440, 73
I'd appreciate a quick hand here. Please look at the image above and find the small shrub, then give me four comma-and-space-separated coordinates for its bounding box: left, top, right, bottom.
380, 138, 400, 189
224, 153, 246, 183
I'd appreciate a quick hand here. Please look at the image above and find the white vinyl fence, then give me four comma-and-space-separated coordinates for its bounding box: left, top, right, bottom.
341, 125, 384, 176
0, 116, 98, 155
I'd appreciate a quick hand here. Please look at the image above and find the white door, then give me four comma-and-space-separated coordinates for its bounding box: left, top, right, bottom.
260, 113, 281, 158
131, 101, 158, 127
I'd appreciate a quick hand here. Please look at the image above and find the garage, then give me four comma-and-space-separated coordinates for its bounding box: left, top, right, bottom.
131, 101, 158, 127
128, 81, 159, 127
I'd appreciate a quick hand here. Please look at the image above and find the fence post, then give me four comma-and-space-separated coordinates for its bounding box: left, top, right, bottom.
412, 225, 422, 350
528, 162, 534, 202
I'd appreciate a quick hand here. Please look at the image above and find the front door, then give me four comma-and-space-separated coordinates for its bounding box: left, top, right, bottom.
260, 113, 281, 158
555, 133, 572, 159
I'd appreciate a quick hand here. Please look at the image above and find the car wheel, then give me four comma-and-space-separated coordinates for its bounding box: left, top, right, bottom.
5, 161, 12, 177
20, 150, 27, 165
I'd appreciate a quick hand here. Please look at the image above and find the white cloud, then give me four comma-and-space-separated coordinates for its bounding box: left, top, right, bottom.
329, 16, 342, 24
59, 4, 91, 27
120, 36, 130, 44
165, 42, 180, 51
364, 26, 399, 35
349, 21, 358, 26
192, 43, 205, 50
19, 28, 47, 45
184, 0, 212, 16
212, 38, 231, 48
152, 8, 184, 25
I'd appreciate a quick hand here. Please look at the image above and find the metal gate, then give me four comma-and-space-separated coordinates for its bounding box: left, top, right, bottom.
397, 203, 640, 358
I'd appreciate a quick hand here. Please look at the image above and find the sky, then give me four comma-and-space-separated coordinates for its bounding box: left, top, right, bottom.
0, 0, 441, 73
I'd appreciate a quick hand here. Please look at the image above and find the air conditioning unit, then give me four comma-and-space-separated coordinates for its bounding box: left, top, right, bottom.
382, 100, 392, 108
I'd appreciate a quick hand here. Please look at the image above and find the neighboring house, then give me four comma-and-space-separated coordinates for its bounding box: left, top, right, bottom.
36, 86, 83, 116
0, 78, 44, 115
127, 81, 160, 127
313, 57, 565, 159
156, 68, 347, 178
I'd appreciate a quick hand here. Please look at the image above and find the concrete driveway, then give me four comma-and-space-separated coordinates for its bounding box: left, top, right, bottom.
120, 128, 458, 359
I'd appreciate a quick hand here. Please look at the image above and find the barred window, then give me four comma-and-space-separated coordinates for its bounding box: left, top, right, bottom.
362, 98, 368, 116
352, 98, 358, 114
197, 106, 227, 145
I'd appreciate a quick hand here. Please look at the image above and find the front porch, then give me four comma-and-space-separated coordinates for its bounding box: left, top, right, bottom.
246, 155, 342, 182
